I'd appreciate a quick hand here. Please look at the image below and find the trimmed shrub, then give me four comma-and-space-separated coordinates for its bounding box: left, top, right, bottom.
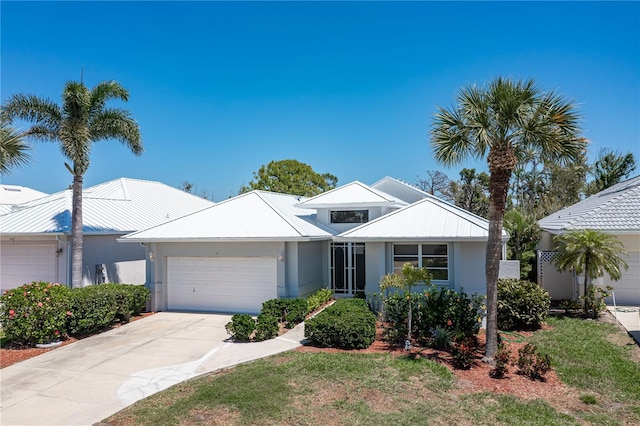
0, 282, 72, 345
67, 286, 119, 336
225, 314, 256, 341
497, 279, 550, 331
254, 313, 279, 341
261, 298, 308, 328
306, 288, 333, 313
127, 284, 150, 316
304, 298, 376, 349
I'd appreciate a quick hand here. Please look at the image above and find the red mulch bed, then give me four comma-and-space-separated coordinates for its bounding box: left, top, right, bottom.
296, 322, 580, 410
0, 312, 155, 369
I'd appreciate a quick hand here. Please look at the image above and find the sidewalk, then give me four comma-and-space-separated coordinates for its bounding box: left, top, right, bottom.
607, 306, 640, 345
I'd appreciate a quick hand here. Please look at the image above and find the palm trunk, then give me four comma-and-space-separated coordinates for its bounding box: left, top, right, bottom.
484, 149, 515, 363
71, 174, 83, 288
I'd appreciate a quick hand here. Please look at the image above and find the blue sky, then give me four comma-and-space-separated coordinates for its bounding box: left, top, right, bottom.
2, 1, 639, 200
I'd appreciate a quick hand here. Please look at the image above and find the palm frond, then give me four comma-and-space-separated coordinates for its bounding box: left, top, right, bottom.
90, 108, 142, 155
89, 81, 129, 117
1, 94, 62, 131
0, 122, 31, 175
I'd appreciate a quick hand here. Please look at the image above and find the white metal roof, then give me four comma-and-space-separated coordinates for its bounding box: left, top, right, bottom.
371, 176, 430, 204
0, 185, 49, 214
335, 196, 508, 242
295, 181, 407, 209
0, 178, 214, 235
120, 190, 334, 242
538, 175, 640, 233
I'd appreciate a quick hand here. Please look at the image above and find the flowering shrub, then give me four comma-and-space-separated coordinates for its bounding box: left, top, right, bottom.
516, 343, 552, 381
489, 342, 511, 379
382, 287, 485, 344
0, 282, 72, 345
452, 336, 478, 369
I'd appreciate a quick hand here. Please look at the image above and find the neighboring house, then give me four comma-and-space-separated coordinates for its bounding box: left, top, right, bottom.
538, 175, 640, 305
120, 177, 511, 314
0, 185, 48, 215
0, 178, 214, 290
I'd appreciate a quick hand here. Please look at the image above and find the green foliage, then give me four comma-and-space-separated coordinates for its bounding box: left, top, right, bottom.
225, 314, 256, 341
429, 325, 454, 350
304, 299, 376, 349
306, 288, 333, 313
0, 119, 31, 175
581, 285, 612, 319
553, 229, 628, 301
0, 282, 72, 345
445, 168, 490, 218
254, 313, 279, 341
580, 394, 597, 405
503, 209, 539, 280
490, 342, 511, 379
67, 286, 119, 335
382, 287, 485, 344
240, 159, 338, 196
497, 279, 550, 330
586, 148, 636, 195
452, 336, 478, 370
516, 343, 551, 381
261, 298, 308, 328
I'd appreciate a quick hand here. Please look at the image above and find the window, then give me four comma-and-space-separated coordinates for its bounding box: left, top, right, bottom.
393, 244, 448, 281
330, 210, 369, 224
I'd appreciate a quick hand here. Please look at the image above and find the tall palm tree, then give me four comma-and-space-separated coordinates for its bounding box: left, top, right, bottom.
553, 229, 628, 306
431, 77, 585, 361
1, 80, 142, 288
0, 120, 31, 175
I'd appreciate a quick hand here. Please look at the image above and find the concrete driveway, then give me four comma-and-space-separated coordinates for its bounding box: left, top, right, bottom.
0, 312, 306, 425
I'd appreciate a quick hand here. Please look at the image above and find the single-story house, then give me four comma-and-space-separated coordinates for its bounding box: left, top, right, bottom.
537, 175, 640, 305
0, 178, 214, 290
120, 177, 512, 314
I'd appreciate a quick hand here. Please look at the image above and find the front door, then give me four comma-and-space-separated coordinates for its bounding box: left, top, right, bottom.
331, 243, 365, 295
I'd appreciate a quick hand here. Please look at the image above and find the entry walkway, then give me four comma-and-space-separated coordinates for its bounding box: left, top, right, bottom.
0, 312, 307, 425
607, 306, 640, 344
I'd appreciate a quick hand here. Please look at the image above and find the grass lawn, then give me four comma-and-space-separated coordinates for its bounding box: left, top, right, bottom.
103, 315, 640, 426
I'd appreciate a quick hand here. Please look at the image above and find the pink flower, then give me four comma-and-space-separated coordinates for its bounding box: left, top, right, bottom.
46, 297, 50, 301
2, 290, 7, 295
8, 315, 14, 320
447, 320, 453, 326
54, 330, 60, 336
66, 311, 73, 316
23, 292, 27, 296
37, 302, 43, 307
9, 309, 15, 315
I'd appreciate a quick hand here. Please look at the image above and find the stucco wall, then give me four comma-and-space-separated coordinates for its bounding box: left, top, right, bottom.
296, 241, 325, 297
82, 235, 146, 286
456, 242, 487, 295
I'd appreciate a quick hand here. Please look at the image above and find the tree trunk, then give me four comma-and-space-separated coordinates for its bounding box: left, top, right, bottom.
71, 174, 84, 288
484, 148, 515, 363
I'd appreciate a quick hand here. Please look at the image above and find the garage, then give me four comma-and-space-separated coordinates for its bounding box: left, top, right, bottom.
0, 244, 57, 290
167, 257, 278, 313
604, 251, 640, 305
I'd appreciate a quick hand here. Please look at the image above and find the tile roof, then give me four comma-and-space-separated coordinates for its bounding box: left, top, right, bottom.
0, 178, 214, 235
295, 181, 407, 209
336, 195, 507, 241
538, 175, 640, 233
120, 191, 334, 242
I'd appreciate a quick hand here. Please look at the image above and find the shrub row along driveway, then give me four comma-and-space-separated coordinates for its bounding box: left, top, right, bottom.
0, 312, 306, 426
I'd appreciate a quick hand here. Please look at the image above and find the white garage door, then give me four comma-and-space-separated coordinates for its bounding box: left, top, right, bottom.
604, 251, 640, 305
1, 245, 57, 290
167, 257, 278, 313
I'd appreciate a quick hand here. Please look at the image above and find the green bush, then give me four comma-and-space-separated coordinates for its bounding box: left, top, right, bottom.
67, 286, 119, 336
126, 284, 150, 315
497, 279, 550, 330
0, 282, 72, 345
261, 298, 308, 328
452, 336, 478, 370
254, 313, 279, 341
225, 314, 256, 341
306, 288, 333, 313
516, 343, 552, 381
304, 299, 376, 349
382, 287, 485, 344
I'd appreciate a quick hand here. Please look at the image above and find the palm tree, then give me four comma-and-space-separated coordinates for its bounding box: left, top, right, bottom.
553, 229, 628, 310
1, 80, 142, 288
0, 120, 31, 175
431, 77, 585, 361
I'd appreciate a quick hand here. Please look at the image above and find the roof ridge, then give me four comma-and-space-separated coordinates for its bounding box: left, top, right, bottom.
254, 191, 306, 237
